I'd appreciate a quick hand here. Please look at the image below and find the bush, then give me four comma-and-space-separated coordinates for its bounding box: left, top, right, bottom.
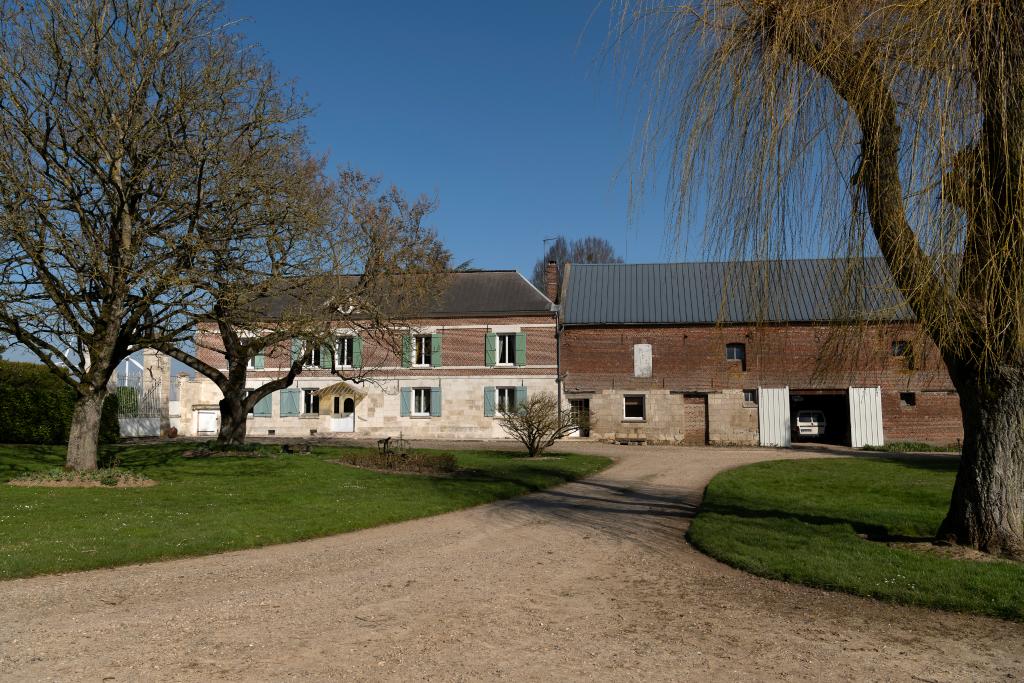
335, 449, 457, 474
0, 360, 120, 445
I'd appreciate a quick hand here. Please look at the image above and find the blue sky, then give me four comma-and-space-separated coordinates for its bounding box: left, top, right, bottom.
225, 0, 689, 273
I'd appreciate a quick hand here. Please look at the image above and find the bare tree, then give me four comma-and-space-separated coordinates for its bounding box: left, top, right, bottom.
617, 1, 1024, 557
497, 392, 583, 457
0, 0, 309, 470
531, 235, 623, 291
150, 169, 452, 445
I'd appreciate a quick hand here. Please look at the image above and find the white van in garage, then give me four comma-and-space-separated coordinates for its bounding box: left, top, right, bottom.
794, 410, 827, 438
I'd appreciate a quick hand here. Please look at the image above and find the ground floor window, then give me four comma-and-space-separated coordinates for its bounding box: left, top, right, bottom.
569, 398, 591, 437
413, 387, 432, 416
623, 394, 646, 420
496, 386, 517, 413
303, 388, 319, 415
743, 389, 758, 404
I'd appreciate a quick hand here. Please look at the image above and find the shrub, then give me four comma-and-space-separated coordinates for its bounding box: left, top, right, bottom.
497, 392, 584, 456
335, 449, 457, 474
0, 360, 120, 445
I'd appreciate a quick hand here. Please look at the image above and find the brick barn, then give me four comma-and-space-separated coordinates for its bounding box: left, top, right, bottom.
556, 259, 964, 447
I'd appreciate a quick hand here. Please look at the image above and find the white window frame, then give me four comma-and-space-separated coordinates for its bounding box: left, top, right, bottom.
302, 388, 320, 415
496, 386, 517, 413
336, 336, 354, 368
743, 389, 758, 405
412, 387, 432, 417
413, 335, 432, 367
246, 387, 255, 415
246, 356, 257, 370
497, 333, 516, 366
305, 345, 322, 369
623, 394, 646, 421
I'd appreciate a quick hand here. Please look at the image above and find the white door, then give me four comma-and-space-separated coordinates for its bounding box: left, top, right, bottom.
849, 386, 884, 447
330, 398, 356, 433
758, 387, 791, 447
196, 410, 218, 435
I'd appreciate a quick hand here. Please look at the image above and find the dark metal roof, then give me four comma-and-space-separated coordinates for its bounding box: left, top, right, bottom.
257, 270, 553, 319
560, 258, 912, 325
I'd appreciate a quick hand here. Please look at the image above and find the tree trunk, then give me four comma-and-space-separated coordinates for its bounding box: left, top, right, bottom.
938, 366, 1024, 559
66, 389, 107, 471
218, 393, 248, 446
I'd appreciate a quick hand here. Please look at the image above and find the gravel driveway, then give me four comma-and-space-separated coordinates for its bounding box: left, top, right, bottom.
1, 443, 1021, 681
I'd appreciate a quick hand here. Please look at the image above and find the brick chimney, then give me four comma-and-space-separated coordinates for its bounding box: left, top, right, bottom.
544, 260, 559, 302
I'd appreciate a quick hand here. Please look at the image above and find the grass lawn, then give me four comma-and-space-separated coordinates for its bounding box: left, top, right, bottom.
688, 456, 1024, 621
0, 442, 610, 580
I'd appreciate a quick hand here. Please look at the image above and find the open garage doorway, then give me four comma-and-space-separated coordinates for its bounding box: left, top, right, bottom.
789, 390, 851, 445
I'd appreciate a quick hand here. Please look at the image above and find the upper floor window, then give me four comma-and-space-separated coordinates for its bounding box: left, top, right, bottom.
892, 340, 916, 369
726, 343, 747, 371
337, 336, 354, 367
307, 345, 322, 368
497, 333, 517, 365
414, 335, 432, 366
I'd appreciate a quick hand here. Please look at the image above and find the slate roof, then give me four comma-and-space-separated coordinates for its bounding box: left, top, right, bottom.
256, 270, 553, 319
560, 258, 912, 325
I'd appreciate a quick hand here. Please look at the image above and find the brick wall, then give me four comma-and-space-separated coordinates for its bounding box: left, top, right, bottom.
562, 323, 963, 445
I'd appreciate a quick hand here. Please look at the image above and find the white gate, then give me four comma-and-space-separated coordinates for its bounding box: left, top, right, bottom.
849, 386, 884, 448
758, 386, 791, 447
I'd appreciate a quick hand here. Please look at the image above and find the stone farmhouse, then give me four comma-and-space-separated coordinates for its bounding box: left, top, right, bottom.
170, 258, 964, 447
174, 270, 558, 439
557, 259, 964, 448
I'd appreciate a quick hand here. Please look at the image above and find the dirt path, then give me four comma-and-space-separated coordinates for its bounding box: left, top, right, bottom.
1, 444, 1021, 681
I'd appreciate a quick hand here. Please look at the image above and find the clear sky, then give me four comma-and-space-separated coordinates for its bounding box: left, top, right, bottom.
224, 0, 690, 274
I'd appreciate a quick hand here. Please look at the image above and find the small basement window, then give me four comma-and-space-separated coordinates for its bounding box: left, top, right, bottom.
900, 392, 917, 407
623, 395, 646, 421
743, 389, 758, 404
726, 343, 747, 371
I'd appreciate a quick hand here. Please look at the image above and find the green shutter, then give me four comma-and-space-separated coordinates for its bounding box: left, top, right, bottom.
280, 388, 300, 417
401, 336, 411, 368
484, 333, 496, 367
515, 386, 528, 409
400, 387, 411, 416
291, 338, 302, 363
515, 332, 527, 367
431, 334, 442, 367
430, 387, 442, 416
352, 337, 363, 368
254, 351, 265, 370
319, 344, 332, 369
483, 386, 495, 417
253, 393, 272, 417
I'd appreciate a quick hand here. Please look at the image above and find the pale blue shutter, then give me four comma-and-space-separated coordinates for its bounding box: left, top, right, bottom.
319, 344, 332, 369
253, 351, 265, 370
291, 339, 302, 364
515, 386, 528, 409
484, 333, 496, 367
352, 337, 363, 368
280, 388, 300, 417
515, 332, 527, 367
253, 393, 272, 417
431, 334, 442, 367
483, 386, 495, 417
401, 336, 411, 368
430, 387, 442, 416
400, 387, 411, 416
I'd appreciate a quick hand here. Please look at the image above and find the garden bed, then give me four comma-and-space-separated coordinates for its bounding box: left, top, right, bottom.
8, 467, 155, 488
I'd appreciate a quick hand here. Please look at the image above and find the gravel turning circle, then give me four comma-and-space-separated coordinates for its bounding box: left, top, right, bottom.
1, 443, 1021, 681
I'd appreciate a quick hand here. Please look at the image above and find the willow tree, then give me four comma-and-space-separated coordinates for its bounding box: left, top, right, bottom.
618, 1, 1024, 557
0, 0, 309, 470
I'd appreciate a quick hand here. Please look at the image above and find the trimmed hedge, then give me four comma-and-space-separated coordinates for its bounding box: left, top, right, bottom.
0, 360, 120, 445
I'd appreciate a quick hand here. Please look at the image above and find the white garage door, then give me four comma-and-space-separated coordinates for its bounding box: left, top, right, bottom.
849, 386, 884, 448
758, 386, 791, 447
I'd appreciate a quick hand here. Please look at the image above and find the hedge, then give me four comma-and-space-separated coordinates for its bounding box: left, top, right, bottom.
0, 360, 120, 445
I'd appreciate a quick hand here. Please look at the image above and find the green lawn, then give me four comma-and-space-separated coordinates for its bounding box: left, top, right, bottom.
688, 457, 1024, 621
0, 442, 610, 580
